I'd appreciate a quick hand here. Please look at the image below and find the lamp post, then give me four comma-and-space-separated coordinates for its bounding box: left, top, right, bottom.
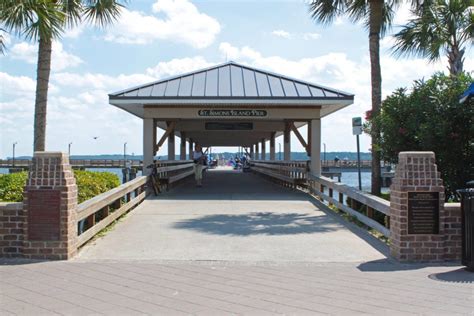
68, 142, 72, 157
123, 142, 127, 167
12, 142, 17, 167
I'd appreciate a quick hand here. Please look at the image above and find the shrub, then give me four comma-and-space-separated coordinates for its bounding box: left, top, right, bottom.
74, 170, 120, 203
365, 72, 473, 200
0, 172, 28, 202
0, 170, 120, 203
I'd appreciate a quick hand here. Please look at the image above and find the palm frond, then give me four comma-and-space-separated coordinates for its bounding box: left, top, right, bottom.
82, 0, 125, 28
60, 0, 83, 28
0, 0, 65, 41
392, 0, 472, 67
308, 0, 349, 25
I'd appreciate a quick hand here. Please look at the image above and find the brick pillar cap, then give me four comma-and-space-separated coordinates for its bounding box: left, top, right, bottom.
398, 151, 435, 158
33, 151, 67, 158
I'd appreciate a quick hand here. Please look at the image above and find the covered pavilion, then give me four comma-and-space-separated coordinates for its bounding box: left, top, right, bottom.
108, 61, 354, 175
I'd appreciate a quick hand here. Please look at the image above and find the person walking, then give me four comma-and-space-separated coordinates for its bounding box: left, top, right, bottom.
193, 144, 206, 187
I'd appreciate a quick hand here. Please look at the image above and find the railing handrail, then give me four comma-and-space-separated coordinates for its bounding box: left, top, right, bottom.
252, 159, 308, 165
309, 174, 390, 215
155, 160, 194, 164
77, 176, 147, 221
252, 161, 308, 173
155, 162, 195, 173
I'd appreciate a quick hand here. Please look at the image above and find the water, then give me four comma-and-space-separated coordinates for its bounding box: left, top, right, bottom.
340, 171, 372, 192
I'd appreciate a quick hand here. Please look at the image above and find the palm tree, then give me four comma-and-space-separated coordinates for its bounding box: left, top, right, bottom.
1, 28, 6, 55
308, 0, 418, 195
392, 0, 473, 76
0, 0, 124, 152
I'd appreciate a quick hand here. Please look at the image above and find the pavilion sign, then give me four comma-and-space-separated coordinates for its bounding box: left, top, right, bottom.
198, 109, 267, 117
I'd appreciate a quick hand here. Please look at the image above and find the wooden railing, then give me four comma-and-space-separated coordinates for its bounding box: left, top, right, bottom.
76, 176, 147, 247
308, 175, 390, 237
250, 160, 309, 188
150, 160, 200, 192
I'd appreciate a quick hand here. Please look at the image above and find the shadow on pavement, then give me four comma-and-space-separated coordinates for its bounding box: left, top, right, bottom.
357, 258, 468, 273
173, 212, 338, 236
428, 268, 474, 283
0, 258, 49, 266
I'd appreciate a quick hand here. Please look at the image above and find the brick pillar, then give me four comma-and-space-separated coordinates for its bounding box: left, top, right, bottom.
23, 152, 78, 260
390, 151, 448, 262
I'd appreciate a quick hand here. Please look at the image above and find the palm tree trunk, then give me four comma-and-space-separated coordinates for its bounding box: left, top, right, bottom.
368, 0, 383, 195
447, 44, 464, 76
33, 36, 52, 152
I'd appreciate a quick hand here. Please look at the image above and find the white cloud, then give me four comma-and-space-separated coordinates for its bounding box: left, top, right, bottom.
146, 57, 213, 78
1, 30, 11, 46
9, 41, 83, 71
51, 72, 155, 91
64, 24, 86, 39
393, 3, 416, 26
272, 30, 291, 39
270, 30, 321, 41
302, 32, 321, 40
0, 72, 36, 98
104, 0, 221, 49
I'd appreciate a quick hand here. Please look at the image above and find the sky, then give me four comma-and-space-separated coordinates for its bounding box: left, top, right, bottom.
1, 0, 471, 158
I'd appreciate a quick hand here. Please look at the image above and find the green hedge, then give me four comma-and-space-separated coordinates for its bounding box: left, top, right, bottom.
0, 170, 120, 204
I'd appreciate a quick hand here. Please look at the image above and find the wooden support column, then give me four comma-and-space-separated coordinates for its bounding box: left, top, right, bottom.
143, 118, 154, 175
261, 139, 266, 160
188, 138, 193, 160
250, 145, 254, 159
310, 119, 321, 176
168, 122, 175, 161
284, 122, 291, 161
270, 132, 276, 160
255, 143, 260, 160
180, 132, 186, 160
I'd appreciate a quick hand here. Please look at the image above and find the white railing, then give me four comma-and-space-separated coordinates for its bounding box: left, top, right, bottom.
76, 176, 147, 247
308, 174, 390, 237
250, 160, 308, 188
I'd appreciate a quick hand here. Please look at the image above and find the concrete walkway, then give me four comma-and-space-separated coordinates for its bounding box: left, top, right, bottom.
77, 169, 387, 262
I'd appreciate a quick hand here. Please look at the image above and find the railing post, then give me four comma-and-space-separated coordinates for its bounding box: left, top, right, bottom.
367, 206, 374, 219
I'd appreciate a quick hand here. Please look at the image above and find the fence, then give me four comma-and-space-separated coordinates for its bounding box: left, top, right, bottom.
76, 176, 147, 247
250, 160, 391, 237
250, 160, 308, 188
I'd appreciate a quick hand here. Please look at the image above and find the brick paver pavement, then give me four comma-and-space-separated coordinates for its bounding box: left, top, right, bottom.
1, 259, 473, 315
2, 170, 473, 315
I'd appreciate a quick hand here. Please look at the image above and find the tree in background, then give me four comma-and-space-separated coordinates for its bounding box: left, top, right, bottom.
0, 0, 125, 152
308, 0, 420, 195
365, 72, 473, 200
392, 0, 474, 76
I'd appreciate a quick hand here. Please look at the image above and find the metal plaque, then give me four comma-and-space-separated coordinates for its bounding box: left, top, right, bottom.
205, 122, 253, 130
198, 109, 267, 117
28, 190, 61, 240
408, 192, 439, 234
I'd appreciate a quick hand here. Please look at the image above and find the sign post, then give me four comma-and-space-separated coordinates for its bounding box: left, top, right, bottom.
352, 117, 363, 190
